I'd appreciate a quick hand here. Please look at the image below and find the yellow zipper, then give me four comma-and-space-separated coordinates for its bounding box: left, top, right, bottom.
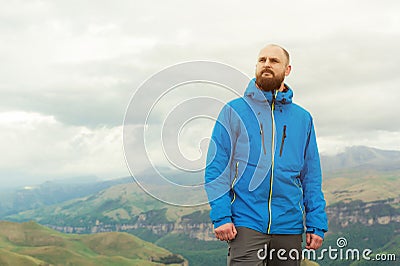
267, 90, 278, 233
230, 161, 239, 204
294, 178, 305, 216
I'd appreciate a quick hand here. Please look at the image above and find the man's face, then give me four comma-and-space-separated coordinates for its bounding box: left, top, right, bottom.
255, 46, 291, 91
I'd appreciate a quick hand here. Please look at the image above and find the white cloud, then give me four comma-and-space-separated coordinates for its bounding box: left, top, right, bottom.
0, 111, 128, 186
0, 0, 399, 183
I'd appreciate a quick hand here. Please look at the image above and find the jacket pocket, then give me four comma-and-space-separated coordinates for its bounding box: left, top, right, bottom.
279, 125, 287, 157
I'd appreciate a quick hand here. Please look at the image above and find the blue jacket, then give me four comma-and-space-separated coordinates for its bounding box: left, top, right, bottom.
205, 79, 328, 238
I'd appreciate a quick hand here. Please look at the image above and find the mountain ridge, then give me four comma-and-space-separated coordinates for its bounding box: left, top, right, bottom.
321, 145, 400, 173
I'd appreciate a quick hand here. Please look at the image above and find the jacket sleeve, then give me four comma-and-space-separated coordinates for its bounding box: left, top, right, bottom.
205, 105, 234, 228
300, 117, 328, 238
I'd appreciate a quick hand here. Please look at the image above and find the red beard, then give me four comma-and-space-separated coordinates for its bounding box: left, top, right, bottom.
255, 69, 285, 91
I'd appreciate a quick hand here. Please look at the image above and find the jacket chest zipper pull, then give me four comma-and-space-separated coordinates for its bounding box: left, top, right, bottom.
279, 125, 287, 157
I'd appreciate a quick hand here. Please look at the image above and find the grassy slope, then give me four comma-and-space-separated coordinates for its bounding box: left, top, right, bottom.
323, 170, 400, 205
0, 220, 184, 266
0, 248, 47, 266
7, 182, 208, 225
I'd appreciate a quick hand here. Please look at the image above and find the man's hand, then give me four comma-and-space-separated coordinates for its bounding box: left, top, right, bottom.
214, 223, 237, 241
306, 233, 323, 250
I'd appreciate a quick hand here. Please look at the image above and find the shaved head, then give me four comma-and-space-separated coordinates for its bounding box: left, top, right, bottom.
258, 44, 290, 66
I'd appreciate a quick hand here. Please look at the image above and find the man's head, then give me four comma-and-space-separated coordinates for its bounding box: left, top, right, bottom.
255, 44, 291, 92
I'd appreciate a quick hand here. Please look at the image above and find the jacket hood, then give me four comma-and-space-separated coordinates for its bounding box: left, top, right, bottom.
244, 78, 293, 106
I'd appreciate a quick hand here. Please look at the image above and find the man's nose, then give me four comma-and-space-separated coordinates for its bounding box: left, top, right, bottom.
263, 59, 272, 67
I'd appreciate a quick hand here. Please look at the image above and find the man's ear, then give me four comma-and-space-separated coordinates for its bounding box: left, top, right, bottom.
285, 65, 292, 76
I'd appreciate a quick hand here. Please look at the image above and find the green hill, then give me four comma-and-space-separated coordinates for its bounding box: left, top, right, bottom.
5, 181, 207, 229
0, 177, 132, 218
0, 220, 186, 266
323, 169, 400, 205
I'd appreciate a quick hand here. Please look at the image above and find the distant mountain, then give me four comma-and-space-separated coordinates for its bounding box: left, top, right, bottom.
0, 220, 186, 266
5, 181, 207, 229
0, 177, 132, 218
321, 146, 400, 173
2, 145, 398, 220
5, 146, 400, 226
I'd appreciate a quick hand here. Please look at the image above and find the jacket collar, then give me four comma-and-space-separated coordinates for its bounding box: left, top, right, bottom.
244, 78, 293, 106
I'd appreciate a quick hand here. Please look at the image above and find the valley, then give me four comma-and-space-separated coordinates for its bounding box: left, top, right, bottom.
1, 146, 399, 265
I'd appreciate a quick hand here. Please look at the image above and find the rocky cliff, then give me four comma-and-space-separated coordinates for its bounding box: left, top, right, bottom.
46, 197, 400, 241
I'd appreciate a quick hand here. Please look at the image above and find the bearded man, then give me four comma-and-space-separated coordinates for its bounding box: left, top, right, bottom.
205, 44, 328, 266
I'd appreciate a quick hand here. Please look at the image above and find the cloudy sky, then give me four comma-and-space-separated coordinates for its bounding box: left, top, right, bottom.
1, 0, 399, 187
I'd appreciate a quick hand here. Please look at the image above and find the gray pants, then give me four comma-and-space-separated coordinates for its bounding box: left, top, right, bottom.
227, 227, 302, 266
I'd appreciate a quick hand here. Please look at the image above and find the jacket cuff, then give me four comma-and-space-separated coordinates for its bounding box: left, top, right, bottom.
213, 217, 232, 228
306, 227, 325, 239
